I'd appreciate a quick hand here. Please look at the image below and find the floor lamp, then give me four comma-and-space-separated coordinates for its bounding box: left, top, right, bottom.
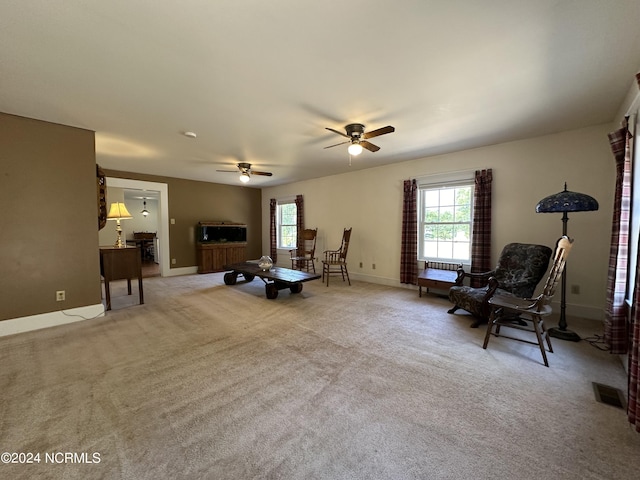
535, 183, 598, 341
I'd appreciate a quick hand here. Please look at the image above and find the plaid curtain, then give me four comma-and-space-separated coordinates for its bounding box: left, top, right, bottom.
627, 71, 640, 431
400, 179, 418, 284
471, 169, 492, 287
631, 254, 640, 431
269, 198, 277, 262
295, 195, 304, 268
604, 121, 632, 354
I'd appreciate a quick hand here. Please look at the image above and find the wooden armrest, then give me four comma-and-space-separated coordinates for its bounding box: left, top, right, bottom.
484, 277, 501, 301
454, 268, 494, 286
489, 293, 542, 311
323, 249, 341, 262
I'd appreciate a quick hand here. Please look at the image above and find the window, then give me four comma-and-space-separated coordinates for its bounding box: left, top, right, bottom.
277, 201, 297, 249
419, 182, 473, 262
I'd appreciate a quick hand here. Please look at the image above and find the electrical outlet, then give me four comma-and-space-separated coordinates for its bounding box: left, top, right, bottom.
56, 290, 65, 301
571, 284, 580, 295
171, 258, 177, 265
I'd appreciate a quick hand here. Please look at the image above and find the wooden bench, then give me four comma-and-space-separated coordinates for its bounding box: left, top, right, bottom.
417, 261, 461, 297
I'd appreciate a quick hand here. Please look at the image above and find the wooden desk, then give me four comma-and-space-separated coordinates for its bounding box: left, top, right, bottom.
100, 246, 144, 310
417, 263, 460, 297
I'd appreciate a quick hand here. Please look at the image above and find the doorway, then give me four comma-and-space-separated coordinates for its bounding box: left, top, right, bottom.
105, 178, 170, 277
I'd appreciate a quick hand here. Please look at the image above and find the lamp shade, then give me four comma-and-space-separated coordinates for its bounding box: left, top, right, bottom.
535, 183, 599, 213
107, 202, 133, 219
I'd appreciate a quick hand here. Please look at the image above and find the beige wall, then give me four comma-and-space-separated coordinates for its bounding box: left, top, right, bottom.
0, 112, 102, 321
262, 123, 615, 320
0, 110, 623, 325
103, 170, 263, 267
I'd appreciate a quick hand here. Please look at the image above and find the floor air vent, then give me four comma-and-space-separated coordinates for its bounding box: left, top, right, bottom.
592, 382, 626, 409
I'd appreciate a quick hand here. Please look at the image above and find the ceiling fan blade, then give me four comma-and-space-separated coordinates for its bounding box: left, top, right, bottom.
363, 125, 395, 139
251, 171, 273, 176
216, 169, 238, 173
326, 127, 349, 138
361, 140, 380, 152
324, 140, 351, 149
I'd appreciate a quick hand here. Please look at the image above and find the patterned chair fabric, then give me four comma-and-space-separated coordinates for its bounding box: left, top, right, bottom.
447, 243, 552, 327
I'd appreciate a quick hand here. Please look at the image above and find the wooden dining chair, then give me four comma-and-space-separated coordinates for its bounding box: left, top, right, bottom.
321, 228, 352, 286
289, 228, 318, 273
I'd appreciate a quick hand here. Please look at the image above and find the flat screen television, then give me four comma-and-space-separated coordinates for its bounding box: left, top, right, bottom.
197, 224, 247, 243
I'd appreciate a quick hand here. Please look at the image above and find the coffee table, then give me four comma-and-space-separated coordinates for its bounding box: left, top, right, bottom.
223, 262, 321, 299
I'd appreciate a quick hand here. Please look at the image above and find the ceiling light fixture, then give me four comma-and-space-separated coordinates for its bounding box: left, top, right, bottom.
239, 172, 251, 183
141, 198, 149, 217
183, 131, 197, 138
348, 142, 363, 156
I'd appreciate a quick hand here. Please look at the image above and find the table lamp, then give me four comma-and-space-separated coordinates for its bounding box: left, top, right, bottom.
535, 183, 598, 341
107, 202, 133, 248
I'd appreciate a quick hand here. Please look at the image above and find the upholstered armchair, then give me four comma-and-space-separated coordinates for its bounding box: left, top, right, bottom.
447, 243, 552, 327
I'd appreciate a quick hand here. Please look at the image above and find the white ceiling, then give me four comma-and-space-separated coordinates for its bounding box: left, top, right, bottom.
1, 1, 639, 187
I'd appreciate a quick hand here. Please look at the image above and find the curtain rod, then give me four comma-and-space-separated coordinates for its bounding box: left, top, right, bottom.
408, 168, 479, 184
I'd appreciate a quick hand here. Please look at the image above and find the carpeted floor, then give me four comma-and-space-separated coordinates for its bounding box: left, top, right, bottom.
1, 273, 639, 479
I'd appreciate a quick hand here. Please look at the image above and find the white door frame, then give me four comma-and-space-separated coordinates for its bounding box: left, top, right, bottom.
106, 177, 170, 277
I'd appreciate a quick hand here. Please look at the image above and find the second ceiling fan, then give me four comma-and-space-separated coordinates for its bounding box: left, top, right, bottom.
325, 123, 395, 155
216, 162, 272, 183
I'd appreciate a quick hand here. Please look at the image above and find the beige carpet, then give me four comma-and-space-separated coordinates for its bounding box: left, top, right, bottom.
1, 273, 639, 479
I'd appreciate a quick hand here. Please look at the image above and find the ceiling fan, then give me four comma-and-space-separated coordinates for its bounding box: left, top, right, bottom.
216, 162, 273, 183
324, 123, 395, 155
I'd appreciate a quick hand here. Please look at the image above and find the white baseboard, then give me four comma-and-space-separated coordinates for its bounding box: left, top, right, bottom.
166, 266, 198, 277
0, 303, 105, 338
349, 273, 605, 321
555, 301, 604, 322
349, 272, 404, 287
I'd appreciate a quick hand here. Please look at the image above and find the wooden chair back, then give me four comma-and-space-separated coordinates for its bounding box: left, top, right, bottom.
338, 228, 352, 261
300, 228, 317, 259
538, 236, 573, 308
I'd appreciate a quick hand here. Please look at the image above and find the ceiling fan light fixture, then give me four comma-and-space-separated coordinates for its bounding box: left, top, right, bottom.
348, 142, 363, 156
239, 172, 251, 183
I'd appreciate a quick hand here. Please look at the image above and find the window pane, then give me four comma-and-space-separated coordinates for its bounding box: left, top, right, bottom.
453, 241, 470, 260
454, 224, 470, 241
419, 182, 473, 262
424, 224, 436, 240
439, 205, 454, 222
424, 190, 439, 207
454, 204, 470, 222
437, 241, 453, 259
424, 241, 438, 258
440, 188, 454, 206
424, 207, 439, 223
